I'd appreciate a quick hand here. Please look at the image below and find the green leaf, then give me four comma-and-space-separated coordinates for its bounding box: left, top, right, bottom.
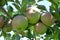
0, 11, 6, 16
51, 24, 59, 31
58, 4, 60, 14
15, 34, 20, 40
52, 31, 59, 40
48, 0, 58, 12
52, 12, 60, 22
27, 29, 32, 39
29, 25, 36, 38
37, 5, 46, 10
7, 6, 13, 16
15, 0, 20, 5
45, 35, 51, 40
48, 0, 58, 6
28, 0, 35, 5
13, 3, 20, 11
38, 0, 42, 1
7, 6, 13, 12
21, 0, 28, 13
58, 33, 60, 40
11, 33, 20, 40
46, 27, 53, 35
2, 31, 7, 38
50, 5, 60, 22
0, 0, 5, 6
59, 0, 60, 4
8, 0, 14, 2
5, 34, 11, 40
11, 35, 16, 40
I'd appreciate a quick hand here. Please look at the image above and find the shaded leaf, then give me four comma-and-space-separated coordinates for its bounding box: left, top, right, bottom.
28, 0, 35, 5
13, 3, 20, 11
52, 12, 60, 22
15, 0, 20, 5
48, 0, 58, 6
27, 29, 32, 39
7, 6, 13, 16
15, 34, 20, 40
5, 34, 11, 40
37, 5, 46, 10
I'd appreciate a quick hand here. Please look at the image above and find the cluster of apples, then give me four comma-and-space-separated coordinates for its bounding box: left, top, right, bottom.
12, 6, 55, 35
0, 6, 55, 35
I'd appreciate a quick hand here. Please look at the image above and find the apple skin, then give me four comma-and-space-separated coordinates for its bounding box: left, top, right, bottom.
12, 15, 28, 32
34, 22, 47, 34
26, 7, 40, 24
0, 16, 4, 28
41, 12, 55, 26
3, 24, 12, 32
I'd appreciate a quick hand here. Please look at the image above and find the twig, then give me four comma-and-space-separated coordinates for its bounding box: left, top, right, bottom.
0, 5, 12, 19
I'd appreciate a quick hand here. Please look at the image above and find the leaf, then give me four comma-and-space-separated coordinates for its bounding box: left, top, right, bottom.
50, 5, 60, 22
45, 35, 51, 40
51, 24, 59, 31
58, 33, 60, 40
7, 6, 13, 12
52, 31, 59, 40
2, 31, 7, 38
15, 0, 20, 5
29, 25, 36, 38
7, 6, 13, 16
27, 29, 32, 39
48, 0, 58, 6
15, 34, 20, 40
11, 35, 16, 40
59, 0, 60, 4
50, 4, 58, 13
52, 12, 60, 22
37, 5, 46, 10
21, 0, 28, 13
11, 33, 20, 40
46, 27, 53, 35
28, 0, 35, 5
48, 0, 58, 12
58, 4, 60, 14
0, 11, 6, 16
5, 34, 11, 40
8, 0, 14, 2
13, 3, 20, 11
38, 0, 43, 1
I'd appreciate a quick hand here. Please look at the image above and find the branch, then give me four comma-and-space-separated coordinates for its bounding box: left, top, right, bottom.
0, 5, 12, 19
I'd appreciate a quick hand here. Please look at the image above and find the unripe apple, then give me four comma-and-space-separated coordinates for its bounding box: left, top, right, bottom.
41, 12, 55, 26
3, 19, 12, 32
26, 7, 40, 24
34, 22, 47, 34
3, 24, 12, 32
12, 15, 28, 32
0, 16, 4, 27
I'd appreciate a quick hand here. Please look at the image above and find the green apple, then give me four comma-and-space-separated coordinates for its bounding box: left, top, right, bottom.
12, 15, 28, 32
35, 22, 47, 34
26, 7, 40, 24
41, 12, 55, 26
